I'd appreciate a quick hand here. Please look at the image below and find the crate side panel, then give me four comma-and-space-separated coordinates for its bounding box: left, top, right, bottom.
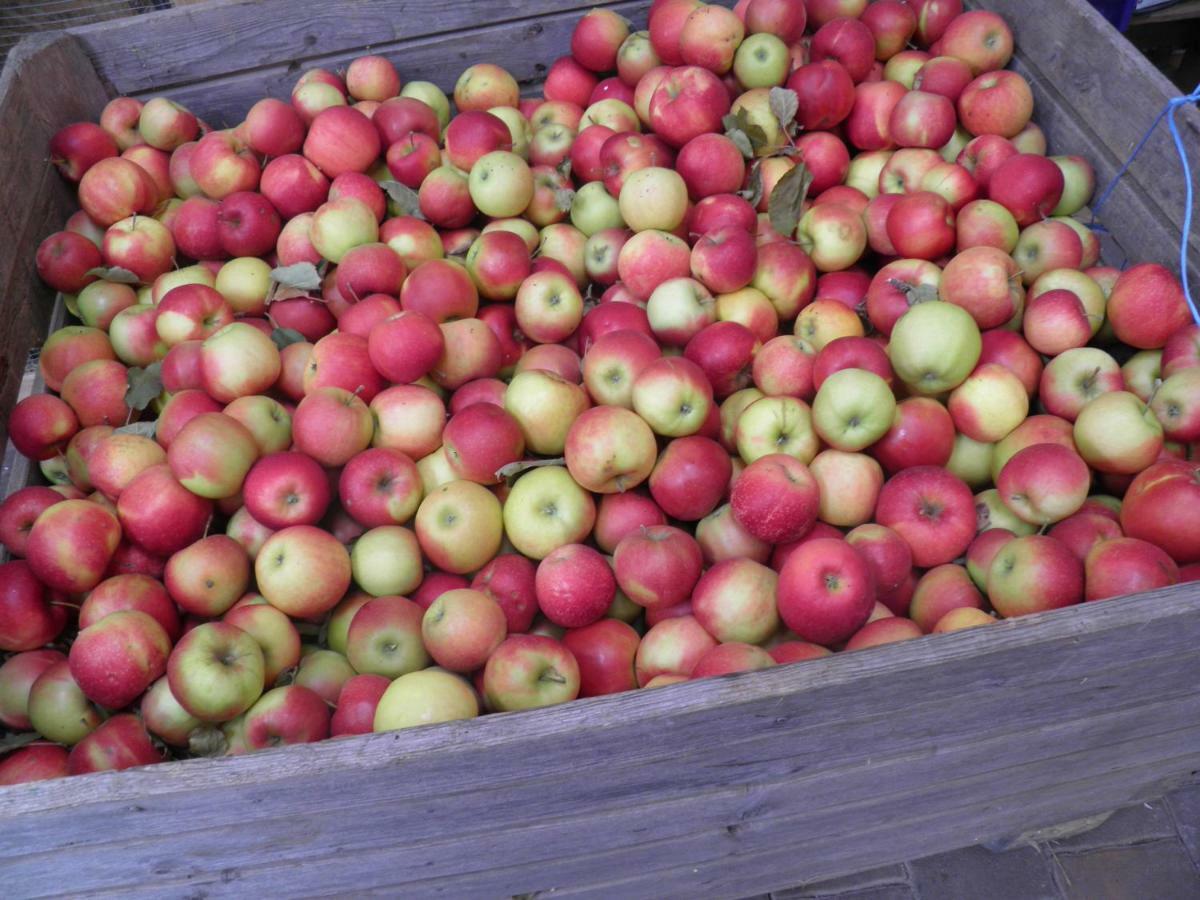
1, 586, 1197, 895
69, 0, 642, 100
0, 34, 110, 451
91, 1, 647, 129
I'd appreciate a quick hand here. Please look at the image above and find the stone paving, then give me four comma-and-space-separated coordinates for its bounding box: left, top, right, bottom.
752, 787, 1200, 899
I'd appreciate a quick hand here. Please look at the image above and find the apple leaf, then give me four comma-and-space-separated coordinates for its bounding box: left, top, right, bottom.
722, 109, 769, 157
188, 725, 229, 758
269, 262, 322, 292
270, 327, 308, 350
124, 362, 164, 412
768, 87, 799, 132
888, 279, 941, 306
496, 457, 567, 481
380, 180, 424, 219
0, 732, 40, 754
738, 162, 764, 209
115, 421, 157, 439
555, 188, 577, 212
767, 162, 814, 239
85, 266, 140, 284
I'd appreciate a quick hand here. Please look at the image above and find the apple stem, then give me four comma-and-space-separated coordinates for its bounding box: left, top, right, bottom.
48, 600, 82, 610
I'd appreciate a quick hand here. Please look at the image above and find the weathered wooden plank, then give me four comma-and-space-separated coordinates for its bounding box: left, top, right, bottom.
35, 720, 1200, 897
0, 33, 110, 451
6, 581, 1197, 814
7, 677, 1198, 896
70, 0, 619, 95
1, 585, 1197, 895
970, 0, 1200, 287
95, 1, 649, 128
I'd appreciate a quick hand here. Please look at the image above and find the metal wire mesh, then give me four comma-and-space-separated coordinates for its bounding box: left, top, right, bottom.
0, 0, 171, 66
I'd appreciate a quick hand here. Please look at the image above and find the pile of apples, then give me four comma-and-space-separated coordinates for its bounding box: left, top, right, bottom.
1, 0, 1198, 786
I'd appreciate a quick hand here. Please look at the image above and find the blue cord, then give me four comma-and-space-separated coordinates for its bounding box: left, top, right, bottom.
1090, 81, 1200, 326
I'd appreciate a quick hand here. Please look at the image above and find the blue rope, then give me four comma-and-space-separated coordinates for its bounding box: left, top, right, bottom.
1090, 81, 1200, 326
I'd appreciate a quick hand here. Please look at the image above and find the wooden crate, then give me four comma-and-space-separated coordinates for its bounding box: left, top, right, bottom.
0, 0, 1198, 895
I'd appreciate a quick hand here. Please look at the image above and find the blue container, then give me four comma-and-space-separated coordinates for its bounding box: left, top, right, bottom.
1087, 0, 1136, 30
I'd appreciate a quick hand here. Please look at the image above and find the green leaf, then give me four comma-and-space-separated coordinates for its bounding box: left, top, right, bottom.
270, 327, 308, 350
724, 108, 769, 154
768, 87, 799, 131
555, 188, 577, 212
115, 421, 157, 438
727, 128, 754, 159
124, 361, 164, 412
85, 266, 140, 284
380, 180, 424, 218
738, 162, 764, 209
767, 163, 814, 239
888, 279, 941, 306
269, 262, 322, 292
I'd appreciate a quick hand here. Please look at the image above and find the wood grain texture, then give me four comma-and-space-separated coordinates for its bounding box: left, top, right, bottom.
970, 0, 1200, 286
70, 0, 649, 126
145, 4, 643, 129
0, 33, 109, 452
1, 584, 1197, 896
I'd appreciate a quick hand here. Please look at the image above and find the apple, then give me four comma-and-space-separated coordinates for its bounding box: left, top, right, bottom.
502, 465, 596, 561
777, 538, 874, 646
483, 634, 580, 711
50, 121, 119, 182
293, 649, 356, 706
752, 335, 816, 399
0, 487, 62, 559
166, 621, 264, 723
888, 300, 982, 395
350, 525, 422, 598
415, 480, 503, 575
648, 65, 732, 149
886, 191, 955, 260
648, 435, 733, 522
255, 525, 352, 618
908, 563, 986, 631
938, 246, 1022, 330
1121, 460, 1200, 565
988, 153, 1064, 227
373, 668, 479, 730
812, 368, 896, 451
77, 157, 157, 226
947, 363, 1029, 443
692, 557, 780, 644
25, 499, 121, 596
35, 231, 102, 294
617, 30, 662, 86
635, 615, 716, 685
237, 685, 330, 751
559, 619, 639, 698
631, 355, 714, 438
733, 32, 792, 88
957, 70, 1033, 138
1106, 263, 1191, 351
876, 466, 976, 567
117, 464, 214, 557
222, 602, 301, 686
343, 595, 428, 678
0, 560, 66, 653
1039, 347, 1124, 422
66, 713, 161, 775
731, 453, 819, 544
68, 609, 170, 709
328, 674, 390, 737
535, 543, 615, 628
735, 394, 819, 464
996, 443, 1091, 527
810, 449, 883, 528
1084, 537, 1179, 602
650, 0, 704, 66
988, 534, 1083, 618
1074, 391, 1164, 475
940, 9, 1013, 74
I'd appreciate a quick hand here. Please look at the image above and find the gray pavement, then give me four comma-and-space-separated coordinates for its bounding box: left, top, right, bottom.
754, 787, 1200, 899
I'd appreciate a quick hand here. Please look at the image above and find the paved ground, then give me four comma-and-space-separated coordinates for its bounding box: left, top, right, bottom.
753, 786, 1200, 899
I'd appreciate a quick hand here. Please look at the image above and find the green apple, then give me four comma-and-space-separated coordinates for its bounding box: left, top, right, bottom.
502, 466, 596, 560
373, 668, 478, 731
468, 151, 534, 219
812, 369, 896, 452
733, 33, 791, 89
350, 525, 423, 597
888, 301, 982, 395
570, 181, 625, 236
